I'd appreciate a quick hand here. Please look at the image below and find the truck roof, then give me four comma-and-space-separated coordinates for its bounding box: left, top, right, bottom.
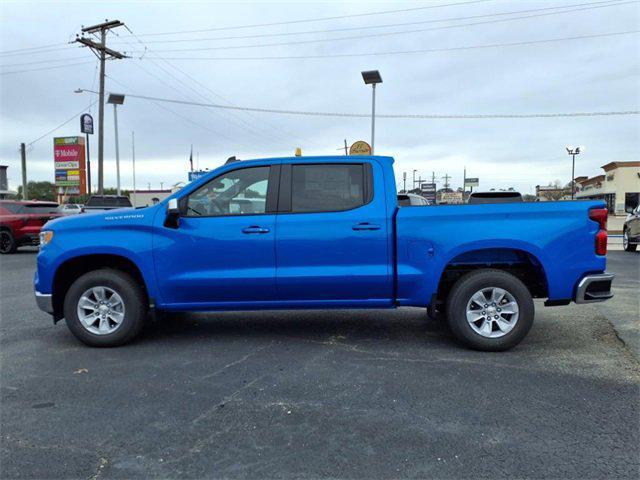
226, 155, 395, 167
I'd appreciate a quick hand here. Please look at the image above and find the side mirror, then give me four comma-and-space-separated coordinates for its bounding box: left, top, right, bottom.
164, 198, 180, 229
625, 205, 635, 214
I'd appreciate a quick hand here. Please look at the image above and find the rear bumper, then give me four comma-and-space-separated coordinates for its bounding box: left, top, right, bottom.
575, 273, 615, 304
35, 291, 53, 314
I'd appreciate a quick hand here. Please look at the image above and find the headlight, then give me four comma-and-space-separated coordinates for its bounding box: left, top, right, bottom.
39, 231, 53, 246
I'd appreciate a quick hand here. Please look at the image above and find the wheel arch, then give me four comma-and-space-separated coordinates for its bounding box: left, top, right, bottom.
435, 246, 549, 305
52, 253, 149, 321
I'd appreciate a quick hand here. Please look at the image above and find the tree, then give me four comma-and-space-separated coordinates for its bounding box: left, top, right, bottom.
17, 181, 55, 201
538, 180, 569, 201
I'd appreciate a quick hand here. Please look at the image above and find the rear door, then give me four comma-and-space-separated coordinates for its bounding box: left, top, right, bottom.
275, 161, 392, 305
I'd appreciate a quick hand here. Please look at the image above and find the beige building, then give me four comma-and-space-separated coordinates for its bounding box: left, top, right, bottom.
129, 189, 172, 208
575, 161, 640, 214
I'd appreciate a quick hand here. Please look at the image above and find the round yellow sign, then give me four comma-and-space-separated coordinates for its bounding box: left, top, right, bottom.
349, 140, 372, 156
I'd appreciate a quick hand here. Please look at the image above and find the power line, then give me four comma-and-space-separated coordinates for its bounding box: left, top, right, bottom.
124, 26, 324, 148
112, 0, 625, 45
0, 42, 69, 55
79, 89, 640, 119
0, 55, 89, 68
149, 30, 639, 61
128, 0, 494, 37
0, 45, 76, 58
0, 60, 96, 75
26, 101, 97, 147
122, 1, 638, 53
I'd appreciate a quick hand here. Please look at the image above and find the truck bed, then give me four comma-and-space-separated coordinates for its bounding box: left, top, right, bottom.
395, 200, 607, 306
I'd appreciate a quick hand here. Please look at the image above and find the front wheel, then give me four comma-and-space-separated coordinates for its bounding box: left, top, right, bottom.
0, 230, 16, 254
446, 269, 534, 351
63, 269, 147, 347
623, 229, 637, 252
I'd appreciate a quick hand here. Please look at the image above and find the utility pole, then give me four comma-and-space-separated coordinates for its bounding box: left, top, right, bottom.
344, 139, 348, 156
75, 20, 126, 195
402, 172, 406, 192
442, 174, 451, 190
20, 143, 27, 200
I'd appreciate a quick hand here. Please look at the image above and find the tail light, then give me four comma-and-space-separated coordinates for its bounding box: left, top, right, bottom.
589, 208, 608, 255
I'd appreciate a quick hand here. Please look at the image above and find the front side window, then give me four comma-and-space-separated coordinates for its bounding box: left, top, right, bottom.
186, 166, 269, 216
291, 164, 365, 213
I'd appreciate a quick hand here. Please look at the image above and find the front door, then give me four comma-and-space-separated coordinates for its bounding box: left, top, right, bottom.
275, 161, 392, 306
153, 164, 279, 308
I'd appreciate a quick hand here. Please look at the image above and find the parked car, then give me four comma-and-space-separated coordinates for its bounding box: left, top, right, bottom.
82, 195, 132, 213
623, 205, 640, 252
468, 191, 523, 204
60, 204, 83, 215
35, 156, 613, 350
0, 200, 62, 254
398, 193, 431, 206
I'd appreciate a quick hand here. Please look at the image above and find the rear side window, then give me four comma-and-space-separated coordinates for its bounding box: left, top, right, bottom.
0, 203, 23, 214
24, 204, 59, 214
290, 164, 366, 213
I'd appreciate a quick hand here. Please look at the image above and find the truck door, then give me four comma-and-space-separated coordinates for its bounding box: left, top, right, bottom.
275, 161, 392, 305
153, 165, 279, 307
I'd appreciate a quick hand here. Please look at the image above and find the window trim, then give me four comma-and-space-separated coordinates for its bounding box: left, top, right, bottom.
278, 162, 374, 215
180, 165, 278, 218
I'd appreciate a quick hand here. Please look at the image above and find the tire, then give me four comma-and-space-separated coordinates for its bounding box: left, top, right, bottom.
445, 269, 534, 351
623, 229, 637, 252
63, 269, 147, 347
0, 230, 16, 254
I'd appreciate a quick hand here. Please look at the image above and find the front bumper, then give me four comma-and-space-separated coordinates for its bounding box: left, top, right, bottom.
575, 273, 615, 304
35, 291, 53, 314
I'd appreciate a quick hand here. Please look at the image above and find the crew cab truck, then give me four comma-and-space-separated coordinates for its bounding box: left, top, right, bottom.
34, 156, 614, 350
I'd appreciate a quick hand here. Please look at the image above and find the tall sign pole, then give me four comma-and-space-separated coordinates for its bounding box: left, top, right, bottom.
80, 113, 94, 195
75, 20, 127, 195
20, 143, 27, 200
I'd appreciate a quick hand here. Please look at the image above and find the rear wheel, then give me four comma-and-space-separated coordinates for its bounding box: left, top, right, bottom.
623, 229, 637, 252
0, 230, 16, 254
63, 269, 147, 347
446, 269, 534, 351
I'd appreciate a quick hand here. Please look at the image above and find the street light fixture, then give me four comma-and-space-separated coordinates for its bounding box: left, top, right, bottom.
361, 70, 382, 154
565, 145, 584, 200
107, 93, 125, 195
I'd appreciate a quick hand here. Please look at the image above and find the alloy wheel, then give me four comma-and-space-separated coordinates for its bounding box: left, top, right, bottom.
76, 286, 126, 335
465, 287, 519, 338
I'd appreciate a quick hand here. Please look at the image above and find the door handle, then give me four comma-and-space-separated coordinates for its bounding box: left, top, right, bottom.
242, 226, 270, 234
352, 222, 381, 231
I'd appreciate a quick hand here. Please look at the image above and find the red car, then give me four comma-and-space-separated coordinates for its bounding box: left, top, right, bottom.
0, 200, 63, 254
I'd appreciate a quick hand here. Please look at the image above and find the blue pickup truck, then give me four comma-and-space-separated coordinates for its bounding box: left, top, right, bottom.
35, 155, 613, 350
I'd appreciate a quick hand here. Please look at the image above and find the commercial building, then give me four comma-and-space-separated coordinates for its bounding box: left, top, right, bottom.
575, 161, 640, 214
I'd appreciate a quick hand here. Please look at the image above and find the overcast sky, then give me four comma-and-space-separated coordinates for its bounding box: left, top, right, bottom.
1, 0, 638, 194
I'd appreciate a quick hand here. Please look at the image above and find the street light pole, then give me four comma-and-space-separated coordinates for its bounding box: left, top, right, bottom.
565, 146, 584, 200
371, 83, 376, 154
361, 70, 382, 155
113, 103, 121, 196
107, 93, 125, 196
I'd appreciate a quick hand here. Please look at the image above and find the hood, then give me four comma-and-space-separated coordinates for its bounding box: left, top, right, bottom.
44, 205, 158, 231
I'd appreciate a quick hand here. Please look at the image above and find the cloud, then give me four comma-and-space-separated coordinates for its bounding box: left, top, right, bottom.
1, 0, 638, 194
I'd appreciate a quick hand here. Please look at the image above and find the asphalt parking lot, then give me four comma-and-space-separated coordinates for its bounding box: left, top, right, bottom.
1, 249, 638, 479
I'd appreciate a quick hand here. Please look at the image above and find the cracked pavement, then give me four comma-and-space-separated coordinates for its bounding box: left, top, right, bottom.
1, 249, 638, 479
